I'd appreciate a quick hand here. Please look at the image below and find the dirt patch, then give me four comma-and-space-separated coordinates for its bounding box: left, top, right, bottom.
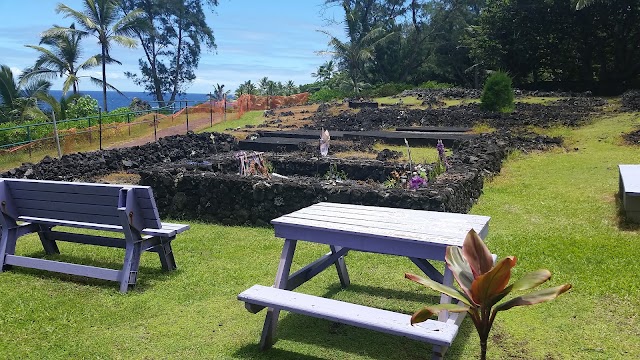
622, 128, 640, 145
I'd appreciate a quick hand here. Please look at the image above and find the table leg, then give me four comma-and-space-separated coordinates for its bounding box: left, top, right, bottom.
438, 265, 454, 322
330, 245, 350, 288
260, 239, 297, 350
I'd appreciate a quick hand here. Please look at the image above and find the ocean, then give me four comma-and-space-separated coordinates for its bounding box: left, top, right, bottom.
49, 90, 215, 111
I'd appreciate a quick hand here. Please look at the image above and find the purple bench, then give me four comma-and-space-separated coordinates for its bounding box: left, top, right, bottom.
0, 178, 189, 292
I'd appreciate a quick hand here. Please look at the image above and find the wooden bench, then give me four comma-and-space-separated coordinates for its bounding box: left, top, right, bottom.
619, 165, 640, 222
239, 285, 459, 347
0, 178, 189, 292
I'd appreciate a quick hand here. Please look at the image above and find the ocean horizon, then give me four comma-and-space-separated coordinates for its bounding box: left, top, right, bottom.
49, 90, 223, 112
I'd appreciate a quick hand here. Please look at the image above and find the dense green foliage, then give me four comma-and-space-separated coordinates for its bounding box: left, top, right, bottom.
65, 95, 99, 119
301, 0, 640, 96
309, 88, 348, 102
480, 71, 514, 112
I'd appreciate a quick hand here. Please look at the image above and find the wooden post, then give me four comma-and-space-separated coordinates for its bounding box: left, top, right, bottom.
127, 113, 131, 136
154, 113, 157, 142
209, 93, 213, 127
52, 111, 62, 158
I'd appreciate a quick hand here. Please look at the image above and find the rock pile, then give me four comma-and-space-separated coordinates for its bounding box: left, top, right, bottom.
2, 132, 237, 181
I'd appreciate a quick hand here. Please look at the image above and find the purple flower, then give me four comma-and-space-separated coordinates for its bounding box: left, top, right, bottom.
409, 175, 426, 189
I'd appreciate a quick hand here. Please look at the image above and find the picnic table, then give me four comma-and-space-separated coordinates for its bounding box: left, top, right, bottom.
239, 202, 491, 359
619, 164, 640, 222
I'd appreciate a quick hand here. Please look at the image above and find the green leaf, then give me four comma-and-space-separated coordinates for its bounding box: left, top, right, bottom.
410, 304, 470, 325
445, 246, 475, 300
462, 229, 494, 277
405, 273, 472, 306
510, 269, 552, 292
470, 256, 516, 305
494, 284, 572, 312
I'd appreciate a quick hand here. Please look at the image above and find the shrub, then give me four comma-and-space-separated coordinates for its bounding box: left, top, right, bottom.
66, 95, 99, 119
480, 71, 514, 112
309, 88, 347, 102
418, 80, 454, 89
103, 107, 132, 124
369, 83, 413, 97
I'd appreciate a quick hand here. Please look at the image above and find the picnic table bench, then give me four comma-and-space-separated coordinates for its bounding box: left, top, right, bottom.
619, 165, 640, 223
0, 178, 189, 292
238, 202, 491, 360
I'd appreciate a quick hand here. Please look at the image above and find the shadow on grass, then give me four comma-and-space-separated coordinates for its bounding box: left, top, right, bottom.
615, 192, 640, 231
5, 251, 179, 292
234, 284, 472, 360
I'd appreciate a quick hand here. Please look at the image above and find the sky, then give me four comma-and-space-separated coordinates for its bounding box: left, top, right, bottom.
0, 0, 345, 94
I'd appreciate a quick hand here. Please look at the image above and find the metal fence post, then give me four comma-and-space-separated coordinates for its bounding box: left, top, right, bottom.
127, 113, 131, 136
27, 126, 32, 158
185, 101, 189, 132
99, 109, 103, 151
154, 112, 157, 141
88, 118, 92, 144
209, 93, 213, 127
52, 111, 62, 158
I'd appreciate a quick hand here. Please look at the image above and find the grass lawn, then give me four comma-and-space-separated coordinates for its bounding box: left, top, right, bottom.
198, 110, 265, 134
0, 111, 639, 359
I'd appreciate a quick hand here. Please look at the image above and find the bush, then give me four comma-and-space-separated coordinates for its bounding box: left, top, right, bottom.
66, 95, 99, 119
309, 88, 347, 102
480, 71, 514, 112
103, 107, 132, 124
368, 83, 413, 97
418, 80, 454, 89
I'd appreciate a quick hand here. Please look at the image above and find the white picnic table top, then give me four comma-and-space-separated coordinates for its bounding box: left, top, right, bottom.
271, 202, 490, 259
619, 165, 640, 195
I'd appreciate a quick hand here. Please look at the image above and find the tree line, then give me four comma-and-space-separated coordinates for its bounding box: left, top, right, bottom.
310, 0, 640, 97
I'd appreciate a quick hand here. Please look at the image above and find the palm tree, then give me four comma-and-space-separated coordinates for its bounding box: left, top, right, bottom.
212, 83, 230, 101
54, 0, 142, 111
0, 65, 51, 122
258, 76, 270, 96
284, 80, 297, 96
312, 60, 335, 82
23, 24, 100, 96
319, 9, 392, 95
244, 80, 257, 96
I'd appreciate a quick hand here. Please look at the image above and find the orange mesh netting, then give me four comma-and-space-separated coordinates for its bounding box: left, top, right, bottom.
234, 93, 309, 118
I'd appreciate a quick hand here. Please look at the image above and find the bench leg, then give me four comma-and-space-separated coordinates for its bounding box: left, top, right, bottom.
119, 241, 143, 293
0, 226, 18, 271
330, 245, 350, 288
155, 240, 177, 271
260, 239, 297, 350
38, 226, 60, 255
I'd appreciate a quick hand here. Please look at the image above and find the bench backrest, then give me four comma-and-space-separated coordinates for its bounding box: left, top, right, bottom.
0, 178, 161, 230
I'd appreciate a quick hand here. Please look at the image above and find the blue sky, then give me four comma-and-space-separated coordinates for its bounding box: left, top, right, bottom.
0, 0, 344, 94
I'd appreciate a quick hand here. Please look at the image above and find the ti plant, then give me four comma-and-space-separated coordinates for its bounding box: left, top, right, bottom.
405, 229, 572, 360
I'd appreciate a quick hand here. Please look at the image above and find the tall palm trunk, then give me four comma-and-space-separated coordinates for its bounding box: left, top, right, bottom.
101, 44, 108, 112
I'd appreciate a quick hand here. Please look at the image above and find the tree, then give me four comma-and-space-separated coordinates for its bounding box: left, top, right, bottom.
320, 2, 395, 95
284, 80, 298, 95
0, 65, 51, 123
312, 60, 335, 82
211, 83, 230, 101
120, 0, 217, 106
23, 24, 100, 96
55, 0, 143, 112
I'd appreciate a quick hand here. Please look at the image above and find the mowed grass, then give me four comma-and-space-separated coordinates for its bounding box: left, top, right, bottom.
198, 110, 265, 134
0, 111, 639, 359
